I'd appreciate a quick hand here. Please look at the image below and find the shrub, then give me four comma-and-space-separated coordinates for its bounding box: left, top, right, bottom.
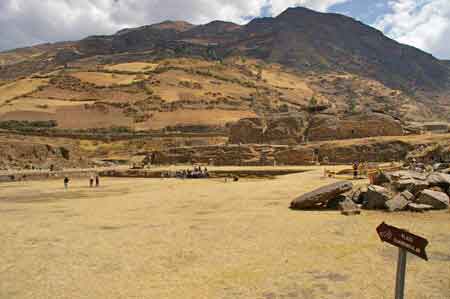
0, 120, 57, 131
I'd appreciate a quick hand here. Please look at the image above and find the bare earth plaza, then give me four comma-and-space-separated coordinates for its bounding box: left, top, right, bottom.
1, 166, 449, 298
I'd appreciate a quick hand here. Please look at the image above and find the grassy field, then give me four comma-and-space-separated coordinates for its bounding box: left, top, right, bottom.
0, 167, 448, 299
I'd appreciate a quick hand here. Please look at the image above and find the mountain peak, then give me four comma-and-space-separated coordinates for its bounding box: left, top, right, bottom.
277, 6, 318, 17
151, 20, 195, 32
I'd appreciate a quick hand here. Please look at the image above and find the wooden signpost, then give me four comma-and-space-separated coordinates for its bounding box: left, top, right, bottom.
376, 222, 429, 299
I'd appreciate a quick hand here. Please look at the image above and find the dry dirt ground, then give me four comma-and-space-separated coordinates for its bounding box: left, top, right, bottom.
0, 167, 449, 299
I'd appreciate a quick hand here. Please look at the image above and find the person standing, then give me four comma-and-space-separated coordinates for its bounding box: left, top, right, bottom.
353, 161, 359, 179
89, 175, 94, 188
64, 176, 70, 190
95, 175, 100, 187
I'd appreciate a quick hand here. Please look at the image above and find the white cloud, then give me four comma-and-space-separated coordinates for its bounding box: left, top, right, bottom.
0, 0, 348, 51
270, 0, 349, 15
374, 0, 450, 59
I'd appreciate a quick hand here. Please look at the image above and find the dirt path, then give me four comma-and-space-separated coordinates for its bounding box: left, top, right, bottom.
0, 168, 449, 298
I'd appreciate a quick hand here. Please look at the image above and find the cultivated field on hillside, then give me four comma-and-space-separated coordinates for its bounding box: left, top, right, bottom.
0, 79, 48, 104
136, 109, 257, 130
71, 72, 143, 87
104, 62, 159, 73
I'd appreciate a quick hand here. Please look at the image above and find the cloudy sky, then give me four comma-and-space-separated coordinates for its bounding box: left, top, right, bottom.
1, 0, 449, 59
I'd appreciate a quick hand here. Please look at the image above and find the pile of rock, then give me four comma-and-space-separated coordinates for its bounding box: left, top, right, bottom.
365, 170, 450, 212
289, 170, 450, 214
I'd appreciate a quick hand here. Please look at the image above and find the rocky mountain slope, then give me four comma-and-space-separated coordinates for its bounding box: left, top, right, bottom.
0, 6, 449, 142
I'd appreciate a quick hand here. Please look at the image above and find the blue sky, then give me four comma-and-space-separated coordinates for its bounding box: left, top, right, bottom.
329, 0, 391, 24
0, 0, 449, 59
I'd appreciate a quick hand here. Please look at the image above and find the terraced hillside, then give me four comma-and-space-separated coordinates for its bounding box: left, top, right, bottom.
0, 7, 449, 140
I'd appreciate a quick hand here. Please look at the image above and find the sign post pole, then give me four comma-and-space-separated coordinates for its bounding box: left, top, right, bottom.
376, 222, 429, 299
395, 248, 407, 299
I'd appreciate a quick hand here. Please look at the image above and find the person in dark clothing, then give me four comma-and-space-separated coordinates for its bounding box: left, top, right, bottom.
353, 161, 359, 179
95, 175, 100, 187
64, 176, 70, 190
89, 176, 94, 188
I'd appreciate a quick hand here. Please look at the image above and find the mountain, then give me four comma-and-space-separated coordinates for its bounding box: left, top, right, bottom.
70, 7, 450, 91
0, 6, 449, 138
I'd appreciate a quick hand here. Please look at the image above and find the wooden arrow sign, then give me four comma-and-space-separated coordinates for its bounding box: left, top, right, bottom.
376, 222, 429, 261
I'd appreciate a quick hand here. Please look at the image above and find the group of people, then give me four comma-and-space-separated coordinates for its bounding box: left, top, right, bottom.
63, 174, 100, 190
352, 161, 369, 179
89, 175, 100, 188
162, 166, 209, 179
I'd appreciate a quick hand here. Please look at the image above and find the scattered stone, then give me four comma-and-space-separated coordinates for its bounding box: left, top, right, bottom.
407, 203, 433, 213
390, 170, 427, 182
416, 189, 450, 210
372, 171, 392, 185
362, 185, 391, 210
433, 163, 450, 171
429, 186, 445, 193
427, 172, 450, 189
326, 194, 347, 210
400, 190, 415, 201
385, 191, 413, 212
290, 181, 353, 210
350, 186, 366, 204
394, 178, 429, 194
339, 197, 360, 214
341, 210, 361, 216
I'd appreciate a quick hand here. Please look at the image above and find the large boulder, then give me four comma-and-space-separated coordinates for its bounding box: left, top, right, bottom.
290, 181, 353, 210
362, 185, 392, 210
416, 189, 450, 210
427, 172, 450, 189
385, 191, 413, 212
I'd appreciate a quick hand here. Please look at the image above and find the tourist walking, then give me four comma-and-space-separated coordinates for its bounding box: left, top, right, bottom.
64, 176, 70, 190
89, 176, 94, 188
95, 175, 100, 187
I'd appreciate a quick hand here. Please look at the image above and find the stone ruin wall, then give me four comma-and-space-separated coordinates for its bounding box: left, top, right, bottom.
151, 141, 428, 166
307, 117, 404, 141
0, 141, 90, 170
229, 113, 404, 145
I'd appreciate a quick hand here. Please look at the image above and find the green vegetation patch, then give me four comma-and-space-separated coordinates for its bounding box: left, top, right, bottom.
0, 120, 57, 131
